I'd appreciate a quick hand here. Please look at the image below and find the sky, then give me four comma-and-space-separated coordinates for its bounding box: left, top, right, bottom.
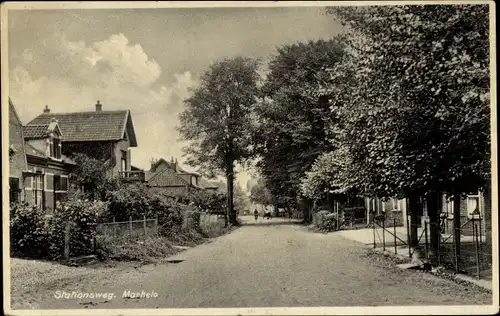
7, 5, 342, 193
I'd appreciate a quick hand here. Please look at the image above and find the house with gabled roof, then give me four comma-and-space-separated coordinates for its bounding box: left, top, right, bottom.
26, 101, 138, 179
146, 157, 219, 197
9, 99, 76, 213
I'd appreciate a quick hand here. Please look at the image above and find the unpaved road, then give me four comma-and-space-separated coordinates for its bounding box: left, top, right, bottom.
11, 218, 491, 309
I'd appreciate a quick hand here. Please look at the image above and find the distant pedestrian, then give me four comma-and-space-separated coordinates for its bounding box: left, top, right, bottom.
254, 210, 259, 221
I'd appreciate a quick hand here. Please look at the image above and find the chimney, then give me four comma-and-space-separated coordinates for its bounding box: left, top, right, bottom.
150, 158, 156, 172
95, 100, 102, 112
43, 105, 50, 113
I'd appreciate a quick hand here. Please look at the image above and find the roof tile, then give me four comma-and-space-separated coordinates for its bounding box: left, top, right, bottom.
23, 125, 50, 139
147, 167, 188, 187
27, 111, 135, 144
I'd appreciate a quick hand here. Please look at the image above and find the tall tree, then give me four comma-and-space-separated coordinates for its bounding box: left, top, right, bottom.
328, 4, 490, 255
253, 39, 346, 222
178, 57, 260, 226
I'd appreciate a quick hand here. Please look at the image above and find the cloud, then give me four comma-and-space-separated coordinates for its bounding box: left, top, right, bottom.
9, 33, 198, 172
91, 33, 161, 87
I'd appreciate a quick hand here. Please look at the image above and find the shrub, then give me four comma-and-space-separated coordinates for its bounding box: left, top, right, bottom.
313, 210, 337, 233
104, 185, 188, 229
46, 198, 108, 259
10, 203, 48, 258
94, 234, 116, 261
157, 207, 184, 237
187, 191, 226, 215
182, 210, 201, 232
105, 184, 153, 221
45, 214, 66, 260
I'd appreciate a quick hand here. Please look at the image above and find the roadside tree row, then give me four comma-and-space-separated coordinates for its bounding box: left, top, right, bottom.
178, 4, 491, 254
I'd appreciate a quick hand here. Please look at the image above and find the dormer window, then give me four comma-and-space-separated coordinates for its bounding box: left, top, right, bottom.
50, 135, 62, 159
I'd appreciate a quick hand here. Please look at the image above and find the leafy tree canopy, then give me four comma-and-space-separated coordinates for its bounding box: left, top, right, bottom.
325, 4, 490, 198
253, 39, 347, 205
178, 57, 261, 178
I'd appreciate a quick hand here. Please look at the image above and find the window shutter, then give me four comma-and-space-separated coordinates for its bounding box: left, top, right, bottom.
60, 176, 68, 191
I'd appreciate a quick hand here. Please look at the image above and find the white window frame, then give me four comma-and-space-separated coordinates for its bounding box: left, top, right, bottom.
467, 191, 481, 219
49, 135, 63, 160
32, 174, 43, 207
445, 198, 455, 219
36, 175, 43, 190
392, 198, 400, 211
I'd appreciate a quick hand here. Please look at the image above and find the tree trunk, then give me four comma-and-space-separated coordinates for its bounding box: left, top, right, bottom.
453, 193, 461, 264
302, 198, 313, 224
427, 191, 441, 261
408, 193, 420, 248
225, 149, 239, 226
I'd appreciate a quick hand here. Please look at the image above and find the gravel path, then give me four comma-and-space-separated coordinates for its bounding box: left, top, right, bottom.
11, 221, 491, 309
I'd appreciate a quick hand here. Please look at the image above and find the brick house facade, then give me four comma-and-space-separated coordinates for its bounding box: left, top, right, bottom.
439, 188, 492, 237
364, 186, 492, 239
365, 197, 407, 227
9, 99, 76, 213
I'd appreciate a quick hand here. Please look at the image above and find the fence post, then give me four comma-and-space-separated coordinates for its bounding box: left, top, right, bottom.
129, 216, 133, 238
406, 214, 412, 258
478, 216, 483, 254
382, 215, 386, 251
155, 215, 159, 236
113, 216, 116, 238
143, 215, 147, 237
335, 202, 339, 231
372, 213, 376, 248
424, 220, 429, 260
437, 221, 441, 266
64, 221, 71, 261
453, 195, 461, 274
394, 218, 397, 254
474, 222, 481, 280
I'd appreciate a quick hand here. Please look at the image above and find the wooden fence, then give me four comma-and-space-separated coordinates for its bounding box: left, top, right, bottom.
95, 216, 159, 240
